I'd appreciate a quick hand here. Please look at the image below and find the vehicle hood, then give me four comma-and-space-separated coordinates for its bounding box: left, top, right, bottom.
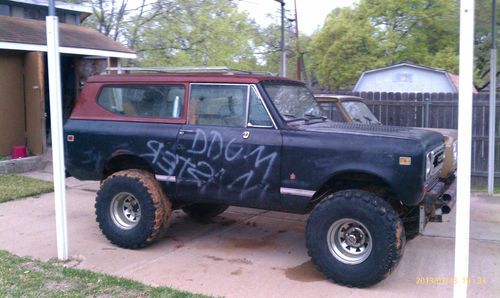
418, 127, 457, 140
291, 121, 444, 148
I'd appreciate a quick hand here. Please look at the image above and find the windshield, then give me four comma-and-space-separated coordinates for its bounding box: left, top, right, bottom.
262, 82, 325, 120
341, 101, 381, 124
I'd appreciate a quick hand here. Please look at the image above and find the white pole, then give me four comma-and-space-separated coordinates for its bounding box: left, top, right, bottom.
46, 14, 69, 261
454, 0, 474, 297
488, 0, 497, 195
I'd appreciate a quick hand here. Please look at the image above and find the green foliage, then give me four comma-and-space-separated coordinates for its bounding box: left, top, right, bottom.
474, 0, 500, 90
137, 0, 262, 70
0, 175, 53, 203
0, 250, 209, 297
309, 7, 384, 89
308, 0, 460, 89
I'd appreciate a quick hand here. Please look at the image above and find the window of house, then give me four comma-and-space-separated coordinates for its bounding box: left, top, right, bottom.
189, 84, 247, 127
248, 87, 273, 127
97, 85, 185, 119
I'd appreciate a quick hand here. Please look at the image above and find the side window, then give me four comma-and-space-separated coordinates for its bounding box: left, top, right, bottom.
248, 88, 273, 127
97, 85, 185, 119
320, 102, 344, 122
189, 84, 247, 127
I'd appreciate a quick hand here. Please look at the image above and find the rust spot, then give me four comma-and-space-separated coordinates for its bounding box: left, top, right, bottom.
218, 218, 237, 226
227, 233, 277, 249
170, 236, 185, 249
204, 255, 253, 265
284, 261, 325, 282
228, 258, 252, 265
205, 255, 224, 262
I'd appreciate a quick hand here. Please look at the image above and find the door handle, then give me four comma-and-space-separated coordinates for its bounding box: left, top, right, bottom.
242, 131, 250, 139
179, 129, 195, 135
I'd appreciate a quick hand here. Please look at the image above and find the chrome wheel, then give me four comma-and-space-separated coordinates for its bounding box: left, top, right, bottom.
110, 192, 141, 230
327, 218, 372, 265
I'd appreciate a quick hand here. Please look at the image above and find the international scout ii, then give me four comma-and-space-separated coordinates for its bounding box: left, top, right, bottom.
64, 69, 454, 287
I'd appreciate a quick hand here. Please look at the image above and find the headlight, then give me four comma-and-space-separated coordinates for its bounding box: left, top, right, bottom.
452, 140, 458, 162
425, 152, 433, 180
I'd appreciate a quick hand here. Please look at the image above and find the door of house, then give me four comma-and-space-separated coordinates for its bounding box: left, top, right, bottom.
24, 52, 46, 155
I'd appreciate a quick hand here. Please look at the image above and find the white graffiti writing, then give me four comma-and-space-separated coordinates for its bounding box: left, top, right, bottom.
141, 128, 277, 199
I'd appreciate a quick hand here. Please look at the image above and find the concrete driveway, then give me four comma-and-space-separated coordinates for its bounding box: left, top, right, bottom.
0, 177, 499, 297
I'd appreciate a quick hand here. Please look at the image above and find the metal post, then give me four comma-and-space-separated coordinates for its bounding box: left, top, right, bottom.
47, 0, 68, 261
454, 0, 474, 297
294, 0, 301, 80
274, 0, 286, 77
488, 0, 497, 194
280, 1, 286, 77
424, 98, 430, 127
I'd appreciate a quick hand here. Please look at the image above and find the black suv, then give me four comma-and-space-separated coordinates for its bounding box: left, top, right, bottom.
64, 69, 452, 287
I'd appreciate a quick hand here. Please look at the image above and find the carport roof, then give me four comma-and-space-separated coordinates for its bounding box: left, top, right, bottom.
0, 16, 136, 59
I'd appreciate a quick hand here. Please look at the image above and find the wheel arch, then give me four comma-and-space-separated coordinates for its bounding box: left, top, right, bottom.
310, 169, 399, 209
102, 153, 155, 180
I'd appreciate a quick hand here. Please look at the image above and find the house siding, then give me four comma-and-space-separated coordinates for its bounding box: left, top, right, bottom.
0, 52, 25, 156
354, 65, 455, 93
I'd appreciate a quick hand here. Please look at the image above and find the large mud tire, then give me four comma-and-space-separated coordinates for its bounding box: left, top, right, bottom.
306, 190, 405, 287
182, 203, 228, 222
95, 170, 172, 249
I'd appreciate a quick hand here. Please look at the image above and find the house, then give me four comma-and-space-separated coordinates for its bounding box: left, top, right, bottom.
0, 0, 136, 156
353, 63, 476, 93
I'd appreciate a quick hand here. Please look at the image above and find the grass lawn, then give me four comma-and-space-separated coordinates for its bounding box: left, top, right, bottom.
0, 250, 208, 297
0, 174, 54, 203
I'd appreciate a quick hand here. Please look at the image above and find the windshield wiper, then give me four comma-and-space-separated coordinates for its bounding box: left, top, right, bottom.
283, 114, 308, 123
304, 113, 328, 121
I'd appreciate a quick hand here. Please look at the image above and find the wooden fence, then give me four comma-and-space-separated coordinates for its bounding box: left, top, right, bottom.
321, 91, 499, 185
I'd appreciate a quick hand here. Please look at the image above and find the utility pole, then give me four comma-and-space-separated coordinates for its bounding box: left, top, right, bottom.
274, 0, 286, 77
294, 0, 301, 80
488, 0, 497, 194
47, 0, 68, 260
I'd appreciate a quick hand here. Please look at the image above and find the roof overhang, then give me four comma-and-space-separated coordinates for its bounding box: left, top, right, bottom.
0, 41, 136, 59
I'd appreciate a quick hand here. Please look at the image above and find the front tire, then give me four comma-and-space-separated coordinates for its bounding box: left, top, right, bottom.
95, 170, 172, 249
306, 190, 405, 287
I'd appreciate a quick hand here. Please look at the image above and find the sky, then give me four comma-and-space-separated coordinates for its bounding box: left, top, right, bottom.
238, 0, 357, 35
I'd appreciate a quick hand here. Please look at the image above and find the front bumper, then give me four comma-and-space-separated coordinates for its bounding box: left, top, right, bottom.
418, 177, 457, 233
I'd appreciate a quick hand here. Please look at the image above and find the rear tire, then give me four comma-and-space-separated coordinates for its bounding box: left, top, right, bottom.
182, 203, 228, 222
306, 190, 405, 287
95, 170, 172, 249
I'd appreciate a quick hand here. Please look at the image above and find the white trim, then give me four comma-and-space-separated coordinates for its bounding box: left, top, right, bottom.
0, 41, 136, 59
280, 187, 315, 197
59, 47, 136, 59
8, 0, 93, 14
155, 175, 176, 183
47, 15, 68, 261
352, 72, 365, 92
453, 0, 474, 296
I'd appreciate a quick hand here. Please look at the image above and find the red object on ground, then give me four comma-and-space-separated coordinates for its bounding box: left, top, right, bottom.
11, 146, 27, 159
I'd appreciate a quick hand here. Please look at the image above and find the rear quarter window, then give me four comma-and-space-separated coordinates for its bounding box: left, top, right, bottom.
97, 85, 185, 119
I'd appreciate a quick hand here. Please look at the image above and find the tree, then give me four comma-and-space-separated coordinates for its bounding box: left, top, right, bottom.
136, 0, 262, 69
308, 0, 460, 90
308, 7, 384, 89
474, 0, 500, 90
